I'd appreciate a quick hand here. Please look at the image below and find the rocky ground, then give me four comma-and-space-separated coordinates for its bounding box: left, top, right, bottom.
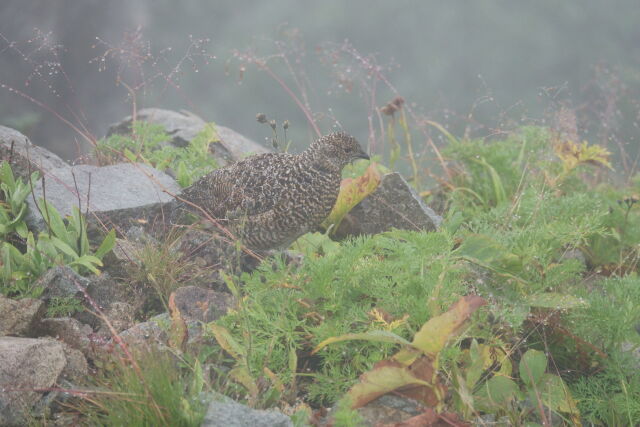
0, 110, 442, 426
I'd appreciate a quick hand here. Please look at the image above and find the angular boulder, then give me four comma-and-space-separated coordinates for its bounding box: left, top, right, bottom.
334, 172, 442, 238
25, 162, 181, 234
107, 108, 271, 166
0, 125, 68, 181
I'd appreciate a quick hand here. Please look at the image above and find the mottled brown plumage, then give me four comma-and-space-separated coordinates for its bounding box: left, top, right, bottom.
177, 132, 369, 250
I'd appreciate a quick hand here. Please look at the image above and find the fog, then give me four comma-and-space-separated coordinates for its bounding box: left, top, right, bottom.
1, 0, 639, 164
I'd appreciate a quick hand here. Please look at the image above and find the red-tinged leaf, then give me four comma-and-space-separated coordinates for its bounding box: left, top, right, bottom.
347, 360, 432, 409
396, 356, 445, 408
411, 295, 486, 356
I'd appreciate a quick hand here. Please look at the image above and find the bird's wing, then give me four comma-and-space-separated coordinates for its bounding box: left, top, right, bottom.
180, 153, 290, 219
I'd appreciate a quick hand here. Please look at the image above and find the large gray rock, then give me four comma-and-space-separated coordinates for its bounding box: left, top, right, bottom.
0, 125, 68, 181
172, 286, 235, 323
25, 162, 181, 233
107, 108, 271, 166
0, 337, 87, 425
202, 396, 293, 427
334, 172, 442, 238
0, 296, 46, 337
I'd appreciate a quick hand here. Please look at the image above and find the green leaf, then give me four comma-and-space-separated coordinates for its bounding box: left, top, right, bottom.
455, 234, 526, 283
123, 148, 138, 163
529, 373, 579, 415
191, 359, 204, 396
474, 376, 520, 411
15, 221, 28, 239
94, 229, 116, 259
519, 349, 547, 387
70, 255, 103, 274
526, 293, 588, 309
0, 161, 16, 189
50, 236, 80, 259
38, 199, 70, 242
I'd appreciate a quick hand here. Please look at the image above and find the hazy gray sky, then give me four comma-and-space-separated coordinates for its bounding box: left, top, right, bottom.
1, 1, 639, 160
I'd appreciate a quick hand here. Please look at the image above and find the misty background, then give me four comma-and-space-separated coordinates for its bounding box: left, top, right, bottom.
1, 0, 639, 170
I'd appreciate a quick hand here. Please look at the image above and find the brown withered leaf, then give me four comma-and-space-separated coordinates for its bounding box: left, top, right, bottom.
396, 356, 445, 408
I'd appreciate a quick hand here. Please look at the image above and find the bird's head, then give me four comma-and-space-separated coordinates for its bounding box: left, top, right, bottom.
308, 132, 369, 170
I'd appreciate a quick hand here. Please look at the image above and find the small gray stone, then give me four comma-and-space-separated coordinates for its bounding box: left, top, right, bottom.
25, 162, 181, 234
0, 296, 46, 336
334, 172, 442, 238
172, 286, 235, 323
0, 125, 68, 181
345, 395, 423, 426
99, 302, 135, 335
37, 317, 93, 356
36, 266, 89, 300
202, 396, 293, 427
107, 237, 145, 267
117, 320, 168, 351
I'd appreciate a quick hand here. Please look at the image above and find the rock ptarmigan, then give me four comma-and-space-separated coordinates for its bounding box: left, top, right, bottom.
175, 132, 369, 250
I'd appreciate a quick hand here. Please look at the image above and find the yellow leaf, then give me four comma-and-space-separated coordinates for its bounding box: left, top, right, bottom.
229, 366, 259, 399
168, 292, 188, 353
207, 323, 245, 361
322, 163, 381, 232
554, 140, 613, 173
411, 295, 486, 356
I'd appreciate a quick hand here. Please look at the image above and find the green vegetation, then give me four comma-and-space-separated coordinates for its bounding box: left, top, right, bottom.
200, 126, 640, 425
82, 351, 207, 427
125, 232, 206, 311
96, 121, 221, 187
8, 122, 637, 425
46, 295, 86, 317
0, 161, 115, 298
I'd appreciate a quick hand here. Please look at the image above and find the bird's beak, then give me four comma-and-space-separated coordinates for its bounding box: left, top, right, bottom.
353, 151, 370, 161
